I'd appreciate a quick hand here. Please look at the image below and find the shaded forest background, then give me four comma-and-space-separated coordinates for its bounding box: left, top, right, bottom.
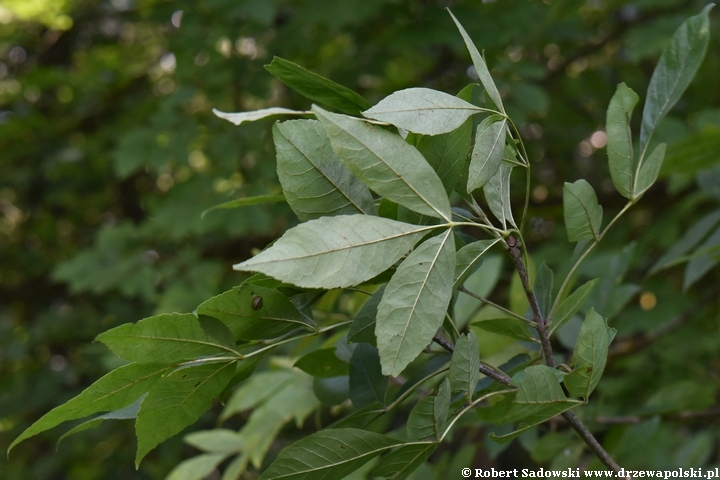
1, 0, 720, 478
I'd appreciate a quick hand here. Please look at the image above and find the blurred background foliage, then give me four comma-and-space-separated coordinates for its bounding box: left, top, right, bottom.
1, 0, 719, 478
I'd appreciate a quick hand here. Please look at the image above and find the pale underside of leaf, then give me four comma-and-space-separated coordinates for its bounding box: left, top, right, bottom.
234, 215, 432, 289
376, 230, 455, 376
273, 119, 376, 220
312, 105, 451, 221
467, 119, 506, 193
362, 87, 483, 135
447, 9, 504, 113
483, 162, 516, 229
213, 107, 310, 126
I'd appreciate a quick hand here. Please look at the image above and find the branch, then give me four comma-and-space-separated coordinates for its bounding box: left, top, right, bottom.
506, 237, 625, 475
507, 237, 556, 367
562, 410, 625, 475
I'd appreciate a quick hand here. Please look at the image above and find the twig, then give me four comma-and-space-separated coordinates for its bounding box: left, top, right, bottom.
458, 286, 532, 324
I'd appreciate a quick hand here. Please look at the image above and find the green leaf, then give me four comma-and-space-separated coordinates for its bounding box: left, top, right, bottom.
408, 116, 472, 195
198, 285, 314, 341
258, 428, 402, 480
634, 142, 667, 199
376, 230, 455, 376
639, 5, 713, 152
213, 107, 309, 126
8, 363, 169, 453
295, 349, 350, 378
563, 180, 602, 242
534, 263, 554, 319
348, 286, 385, 346
221, 369, 319, 468
57, 394, 144, 446
327, 403, 384, 430
513, 365, 567, 403
166, 453, 229, 480
453, 239, 499, 289
447, 10, 504, 113
201, 194, 286, 219
184, 429, 246, 453
96, 314, 238, 364
362, 87, 483, 135
564, 310, 611, 399
434, 378, 451, 435
549, 278, 600, 334
407, 399, 437, 440
489, 366, 581, 442
406, 379, 450, 441
467, 117, 507, 193
349, 343, 388, 408
483, 162, 516, 229
606, 83, 639, 199
650, 210, 720, 274
448, 331, 480, 396
472, 318, 536, 342
234, 215, 431, 289
273, 120, 376, 221
265, 56, 370, 116
135, 361, 236, 466
684, 225, 720, 290
221, 370, 297, 420
313, 105, 451, 221
372, 443, 437, 480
